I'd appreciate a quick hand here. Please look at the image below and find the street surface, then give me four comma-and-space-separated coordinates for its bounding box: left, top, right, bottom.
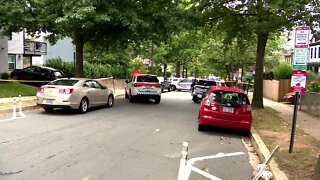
0, 92, 253, 180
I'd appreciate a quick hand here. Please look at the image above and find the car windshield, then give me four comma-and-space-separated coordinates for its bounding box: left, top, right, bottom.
48, 79, 79, 86
197, 80, 216, 86
209, 91, 250, 107
137, 75, 159, 82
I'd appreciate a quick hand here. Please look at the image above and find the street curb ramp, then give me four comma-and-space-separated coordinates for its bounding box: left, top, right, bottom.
251, 128, 288, 180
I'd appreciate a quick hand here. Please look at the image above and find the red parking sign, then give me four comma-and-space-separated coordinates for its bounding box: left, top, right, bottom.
291, 70, 307, 93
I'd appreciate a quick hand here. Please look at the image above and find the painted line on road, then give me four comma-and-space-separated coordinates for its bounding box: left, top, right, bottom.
0, 116, 27, 123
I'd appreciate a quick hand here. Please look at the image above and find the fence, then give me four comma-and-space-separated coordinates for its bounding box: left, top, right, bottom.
300, 92, 320, 116
263, 80, 291, 102
96, 78, 126, 89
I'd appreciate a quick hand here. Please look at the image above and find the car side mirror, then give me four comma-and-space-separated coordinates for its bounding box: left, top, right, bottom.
125, 79, 129, 83
102, 86, 107, 89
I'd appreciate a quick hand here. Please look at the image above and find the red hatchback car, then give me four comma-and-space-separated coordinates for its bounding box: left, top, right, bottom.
198, 86, 252, 134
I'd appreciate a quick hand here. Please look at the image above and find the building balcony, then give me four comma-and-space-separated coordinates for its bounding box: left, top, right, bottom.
24, 40, 47, 55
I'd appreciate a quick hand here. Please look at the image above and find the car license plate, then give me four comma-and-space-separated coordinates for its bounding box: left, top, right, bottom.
223, 107, 234, 113
144, 86, 152, 89
44, 99, 53, 104
197, 94, 202, 98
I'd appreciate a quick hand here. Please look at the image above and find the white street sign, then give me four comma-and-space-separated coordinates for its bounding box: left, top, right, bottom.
293, 48, 308, 66
294, 26, 310, 48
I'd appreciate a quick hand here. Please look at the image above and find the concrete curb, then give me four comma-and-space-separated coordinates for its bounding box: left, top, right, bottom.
251, 128, 288, 180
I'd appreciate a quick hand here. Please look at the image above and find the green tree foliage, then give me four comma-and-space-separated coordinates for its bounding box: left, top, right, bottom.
1, 0, 191, 77
196, 0, 320, 108
273, 62, 292, 80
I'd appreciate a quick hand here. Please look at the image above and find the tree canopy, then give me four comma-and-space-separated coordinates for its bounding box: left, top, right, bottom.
195, 0, 320, 108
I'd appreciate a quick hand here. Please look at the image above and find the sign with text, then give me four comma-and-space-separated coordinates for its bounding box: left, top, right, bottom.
294, 26, 310, 48
293, 48, 308, 70
291, 70, 307, 93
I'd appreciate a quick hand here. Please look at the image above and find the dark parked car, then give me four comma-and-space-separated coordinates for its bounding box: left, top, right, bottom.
192, 80, 217, 102
10, 66, 64, 81
161, 80, 171, 93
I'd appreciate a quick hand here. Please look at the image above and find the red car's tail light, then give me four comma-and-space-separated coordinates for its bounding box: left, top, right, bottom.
242, 105, 252, 113
37, 87, 44, 93
203, 99, 211, 106
133, 83, 143, 87
247, 105, 252, 112
59, 88, 74, 94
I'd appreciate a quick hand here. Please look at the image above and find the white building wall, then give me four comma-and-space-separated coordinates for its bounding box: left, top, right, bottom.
8, 32, 24, 54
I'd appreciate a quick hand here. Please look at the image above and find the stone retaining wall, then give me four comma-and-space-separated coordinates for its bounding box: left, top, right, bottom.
300, 92, 320, 116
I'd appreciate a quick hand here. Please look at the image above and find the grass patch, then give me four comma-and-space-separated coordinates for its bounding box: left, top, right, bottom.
0, 82, 37, 98
253, 108, 320, 179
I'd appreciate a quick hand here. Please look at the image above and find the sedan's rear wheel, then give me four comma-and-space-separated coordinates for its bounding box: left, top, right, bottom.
43, 107, 54, 112
79, 98, 89, 114
125, 90, 129, 99
155, 96, 161, 104
129, 91, 134, 102
106, 95, 114, 108
198, 124, 206, 131
192, 96, 198, 103
12, 75, 19, 80
170, 85, 176, 91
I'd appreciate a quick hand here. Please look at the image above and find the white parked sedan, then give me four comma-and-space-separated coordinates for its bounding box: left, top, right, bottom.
36, 78, 114, 113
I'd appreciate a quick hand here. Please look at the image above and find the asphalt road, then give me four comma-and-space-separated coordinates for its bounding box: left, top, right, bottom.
0, 91, 253, 180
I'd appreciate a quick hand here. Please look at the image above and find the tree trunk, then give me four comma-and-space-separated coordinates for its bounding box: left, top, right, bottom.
162, 64, 167, 78
176, 62, 180, 77
150, 42, 155, 74
74, 33, 84, 78
252, 33, 269, 108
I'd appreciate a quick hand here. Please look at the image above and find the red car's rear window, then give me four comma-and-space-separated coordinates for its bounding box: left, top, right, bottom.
209, 91, 250, 107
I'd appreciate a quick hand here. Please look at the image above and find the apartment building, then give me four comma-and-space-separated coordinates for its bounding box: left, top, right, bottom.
8, 32, 47, 71
308, 40, 320, 73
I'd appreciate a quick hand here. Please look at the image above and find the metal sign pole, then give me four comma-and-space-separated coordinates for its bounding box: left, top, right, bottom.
289, 92, 299, 153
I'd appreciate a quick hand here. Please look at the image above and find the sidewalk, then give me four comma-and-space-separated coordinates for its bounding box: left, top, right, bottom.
263, 98, 320, 141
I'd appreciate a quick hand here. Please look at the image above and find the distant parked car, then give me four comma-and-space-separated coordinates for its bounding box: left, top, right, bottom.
36, 78, 114, 113
283, 92, 296, 104
175, 79, 193, 91
158, 77, 171, 93
125, 74, 162, 103
10, 66, 63, 81
169, 78, 184, 91
192, 80, 217, 102
198, 86, 252, 134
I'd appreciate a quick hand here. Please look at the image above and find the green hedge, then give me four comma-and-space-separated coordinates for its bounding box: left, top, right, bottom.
273, 63, 292, 80
0, 72, 10, 79
45, 58, 129, 79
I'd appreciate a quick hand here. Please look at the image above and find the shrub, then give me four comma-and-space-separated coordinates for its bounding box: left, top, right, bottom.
45, 58, 75, 77
0, 72, 10, 79
307, 71, 320, 83
45, 58, 129, 79
273, 63, 292, 80
308, 81, 320, 93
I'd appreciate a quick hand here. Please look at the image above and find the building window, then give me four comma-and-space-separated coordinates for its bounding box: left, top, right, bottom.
311, 48, 313, 59
315, 47, 317, 59
8, 55, 16, 70
318, 47, 320, 58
